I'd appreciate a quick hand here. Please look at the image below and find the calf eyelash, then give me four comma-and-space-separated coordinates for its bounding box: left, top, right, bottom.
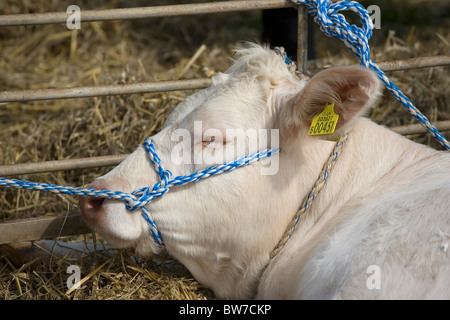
202, 136, 226, 149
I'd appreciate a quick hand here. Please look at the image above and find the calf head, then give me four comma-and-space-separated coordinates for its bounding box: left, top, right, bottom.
80, 44, 381, 298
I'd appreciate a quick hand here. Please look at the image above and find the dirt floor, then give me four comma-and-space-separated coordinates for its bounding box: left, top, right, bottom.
0, 0, 449, 299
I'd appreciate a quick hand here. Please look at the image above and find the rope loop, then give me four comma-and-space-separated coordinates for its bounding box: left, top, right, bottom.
297, 0, 373, 67
291, 0, 450, 150
144, 138, 172, 186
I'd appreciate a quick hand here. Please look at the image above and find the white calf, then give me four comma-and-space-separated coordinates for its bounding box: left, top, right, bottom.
80, 44, 450, 299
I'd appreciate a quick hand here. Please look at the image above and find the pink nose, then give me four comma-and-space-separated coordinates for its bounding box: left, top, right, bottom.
79, 179, 127, 228
79, 181, 107, 228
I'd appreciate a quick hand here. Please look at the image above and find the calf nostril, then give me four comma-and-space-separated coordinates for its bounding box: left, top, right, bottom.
80, 195, 105, 218
87, 198, 105, 210
80, 195, 106, 227
79, 179, 130, 225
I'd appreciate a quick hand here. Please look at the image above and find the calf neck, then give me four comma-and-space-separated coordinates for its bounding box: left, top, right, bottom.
80, 44, 450, 299
258, 119, 450, 299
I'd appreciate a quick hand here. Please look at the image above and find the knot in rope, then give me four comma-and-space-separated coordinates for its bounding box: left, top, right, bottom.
291, 0, 450, 150
143, 139, 172, 187
121, 139, 175, 213
126, 139, 282, 246
296, 0, 373, 67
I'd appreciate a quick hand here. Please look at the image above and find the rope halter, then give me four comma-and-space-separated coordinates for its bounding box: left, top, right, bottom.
132, 138, 281, 246
0, 138, 281, 248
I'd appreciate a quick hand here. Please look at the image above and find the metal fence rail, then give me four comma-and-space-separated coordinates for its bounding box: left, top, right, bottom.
1, 0, 449, 245
0, 0, 294, 26
1, 120, 449, 178
1, 55, 449, 103
0, 78, 213, 103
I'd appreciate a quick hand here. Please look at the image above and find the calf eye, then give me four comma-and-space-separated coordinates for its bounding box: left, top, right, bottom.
202, 136, 226, 149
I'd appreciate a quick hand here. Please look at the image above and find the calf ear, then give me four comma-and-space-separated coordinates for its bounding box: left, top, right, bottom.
289, 66, 381, 138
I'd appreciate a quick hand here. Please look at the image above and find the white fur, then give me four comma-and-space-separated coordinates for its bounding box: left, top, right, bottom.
81, 44, 450, 299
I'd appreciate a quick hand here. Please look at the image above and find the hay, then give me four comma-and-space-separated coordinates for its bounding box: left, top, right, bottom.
0, 240, 214, 300
0, 0, 449, 300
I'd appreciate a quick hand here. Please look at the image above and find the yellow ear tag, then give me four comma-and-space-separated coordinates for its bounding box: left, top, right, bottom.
308, 101, 340, 136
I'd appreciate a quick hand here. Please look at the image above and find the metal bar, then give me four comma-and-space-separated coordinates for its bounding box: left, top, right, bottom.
1, 121, 449, 177
296, 5, 308, 74
390, 120, 450, 136
0, 78, 212, 103
0, 213, 90, 245
0, 154, 128, 177
1, 56, 448, 103
376, 55, 450, 72
311, 55, 450, 74
0, 0, 294, 26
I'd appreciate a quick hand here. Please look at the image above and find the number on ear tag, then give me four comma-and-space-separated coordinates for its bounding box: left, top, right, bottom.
308, 102, 339, 136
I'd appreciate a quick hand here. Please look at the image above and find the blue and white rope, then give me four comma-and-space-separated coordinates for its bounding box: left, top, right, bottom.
0, 139, 281, 247
291, 0, 450, 150
1, 0, 448, 254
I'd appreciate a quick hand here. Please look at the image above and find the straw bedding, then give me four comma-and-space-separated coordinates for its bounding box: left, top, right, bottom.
0, 0, 449, 299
